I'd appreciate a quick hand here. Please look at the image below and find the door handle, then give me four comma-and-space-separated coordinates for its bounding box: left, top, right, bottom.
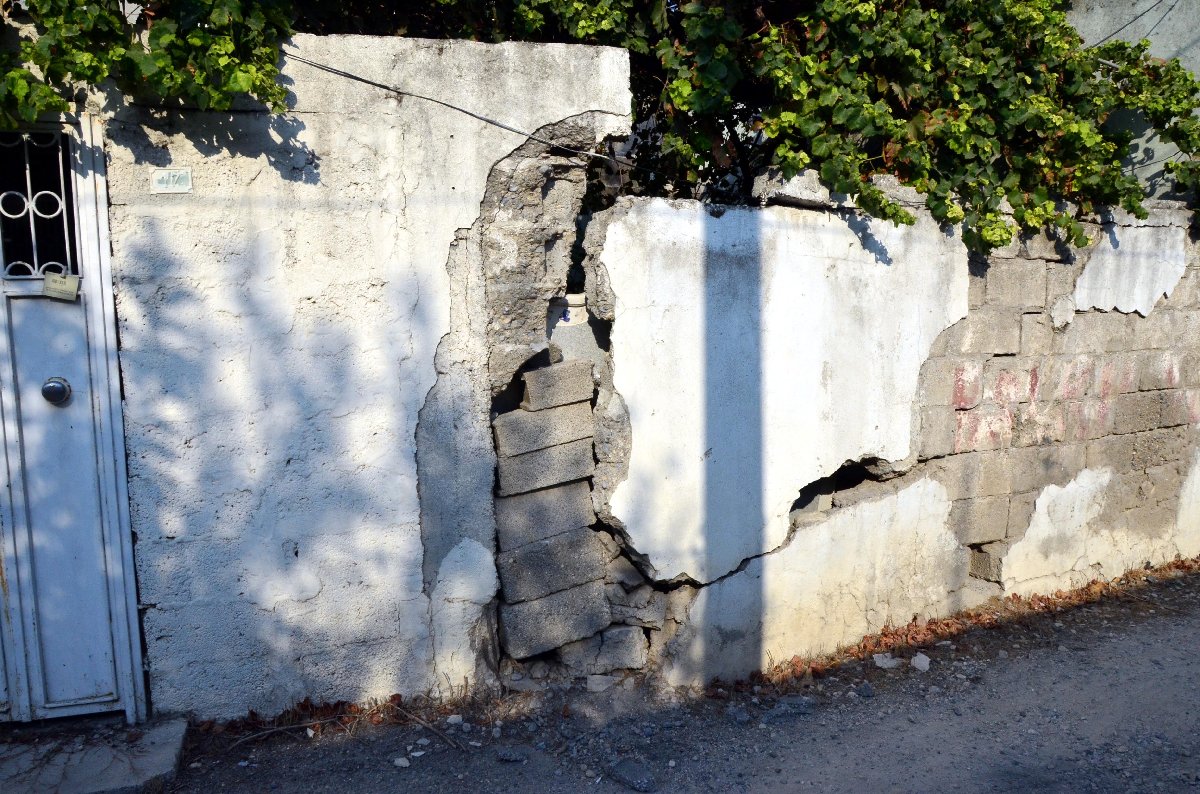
41, 377, 71, 406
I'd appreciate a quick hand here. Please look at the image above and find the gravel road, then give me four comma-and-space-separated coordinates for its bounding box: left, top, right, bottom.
173, 570, 1200, 793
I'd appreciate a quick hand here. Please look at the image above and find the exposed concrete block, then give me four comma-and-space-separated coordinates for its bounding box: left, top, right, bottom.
933, 309, 1021, 356
1009, 444, 1086, 494
1132, 427, 1193, 471
1113, 391, 1167, 435
949, 496, 1010, 545
1045, 260, 1083, 305
1129, 309, 1179, 349
1138, 350, 1183, 392
1020, 230, 1070, 262
499, 580, 611, 659
983, 359, 1038, 405
1064, 399, 1115, 442
1007, 491, 1038, 540
495, 481, 596, 553
1013, 402, 1066, 447
919, 357, 981, 407
969, 542, 1009, 583
558, 625, 648, 674
936, 451, 1014, 500
985, 258, 1047, 310
1163, 390, 1200, 427
493, 401, 594, 457
1035, 356, 1095, 401
918, 407, 957, 460
1057, 311, 1128, 354
954, 405, 1014, 452
521, 360, 595, 411
1086, 434, 1138, 473
1091, 353, 1142, 398
496, 526, 612, 604
1020, 313, 1053, 355
496, 438, 595, 496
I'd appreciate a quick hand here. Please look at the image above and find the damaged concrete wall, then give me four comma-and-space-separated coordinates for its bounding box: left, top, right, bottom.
575, 184, 1200, 687
104, 34, 629, 718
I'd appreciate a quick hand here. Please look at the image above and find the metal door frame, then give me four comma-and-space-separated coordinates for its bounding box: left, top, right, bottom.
0, 115, 145, 723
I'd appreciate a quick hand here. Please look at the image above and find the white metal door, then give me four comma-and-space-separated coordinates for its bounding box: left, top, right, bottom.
0, 120, 145, 723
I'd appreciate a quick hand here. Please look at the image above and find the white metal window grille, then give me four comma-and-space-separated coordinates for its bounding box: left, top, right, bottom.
0, 130, 79, 279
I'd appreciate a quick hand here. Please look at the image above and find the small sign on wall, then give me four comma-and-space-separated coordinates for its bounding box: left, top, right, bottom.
43, 273, 80, 302
151, 168, 193, 194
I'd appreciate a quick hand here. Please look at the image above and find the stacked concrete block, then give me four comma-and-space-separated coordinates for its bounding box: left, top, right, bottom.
493, 360, 611, 658
918, 218, 1200, 586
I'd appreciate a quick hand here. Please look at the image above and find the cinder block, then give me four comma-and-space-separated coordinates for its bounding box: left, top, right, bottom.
985, 258, 1047, 310
496, 526, 612, 604
495, 481, 596, 553
521, 360, 595, 411
1056, 312, 1125, 354
499, 580, 611, 659
943, 309, 1021, 356
1020, 230, 1069, 261
919, 357, 976, 407
1113, 391, 1166, 435
497, 438, 595, 496
1013, 402, 1066, 447
493, 401, 594, 457
918, 407, 957, 460
558, 624, 648, 675
1132, 426, 1192, 470
1091, 353, 1141, 398
1086, 434, 1138, 473
1009, 444, 1086, 493
936, 451, 1014, 500
1162, 390, 1200, 427
1036, 356, 1095, 401
1129, 309, 1178, 350
1138, 350, 1183, 392
954, 405, 1014, 452
1064, 399, 1115, 442
969, 542, 1010, 583
1007, 491, 1038, 539
1020, 313, 1053, 355
949, 496, 1010, 545
983, 359, 1038, 405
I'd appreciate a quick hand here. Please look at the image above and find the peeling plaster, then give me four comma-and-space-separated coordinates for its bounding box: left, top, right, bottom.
430, 539, 500, 693
1073, 226, 1188, 315
1002, 467, 1191, 598
663, 478, 968, 686
597, 199, 969, 583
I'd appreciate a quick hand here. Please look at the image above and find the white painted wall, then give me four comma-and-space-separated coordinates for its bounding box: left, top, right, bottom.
664, 478, 970, 685
105, 34, 629, 718
598, 199, 969, 583
1073, 223, 1189, 316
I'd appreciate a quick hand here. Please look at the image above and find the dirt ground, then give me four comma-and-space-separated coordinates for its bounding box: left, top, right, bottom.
170, 570, 1200, 793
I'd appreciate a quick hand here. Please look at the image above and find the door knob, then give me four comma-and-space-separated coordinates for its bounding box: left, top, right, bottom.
41, 377, 71, 405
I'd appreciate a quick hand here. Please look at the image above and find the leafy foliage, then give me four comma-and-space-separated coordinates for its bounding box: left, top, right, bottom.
0, 0, 291, 126
2, 0, 1198, 252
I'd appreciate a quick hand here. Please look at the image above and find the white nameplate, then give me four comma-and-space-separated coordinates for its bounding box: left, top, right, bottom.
152, 168, 193, 194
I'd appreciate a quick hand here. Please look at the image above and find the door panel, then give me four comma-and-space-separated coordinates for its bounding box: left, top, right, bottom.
0, 120, 143, 722
9, 295, 118, 706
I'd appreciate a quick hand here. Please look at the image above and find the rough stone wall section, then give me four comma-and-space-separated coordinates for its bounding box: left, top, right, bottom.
102, 33, 630, 718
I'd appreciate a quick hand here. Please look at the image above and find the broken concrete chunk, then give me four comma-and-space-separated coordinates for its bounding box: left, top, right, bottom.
606, 555, 645, 589
499, 580, 611, 659
496, 437, 595, 496
496, 526, 610, 604
495, 481, 596, 553
493, 401, 594, 457
559, 625, 648, 675
607, 583, 667, 630
521, 360, 595, 411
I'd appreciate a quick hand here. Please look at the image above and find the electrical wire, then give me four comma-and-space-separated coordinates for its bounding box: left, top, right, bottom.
280, 48, 640, 173
1092, 0, 1165, 45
